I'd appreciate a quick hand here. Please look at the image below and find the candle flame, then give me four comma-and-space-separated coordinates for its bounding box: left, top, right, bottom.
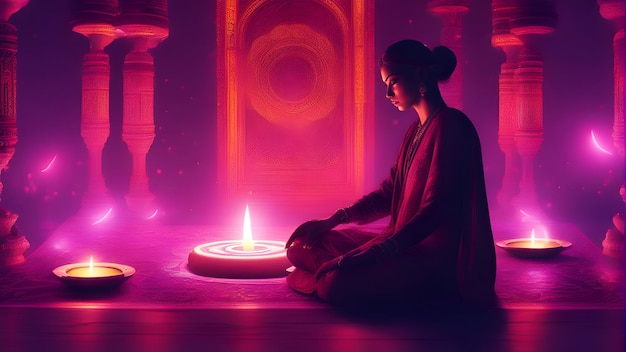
89, 256, 94, 274
242, 205, 254, 251
530, 227, 551, 248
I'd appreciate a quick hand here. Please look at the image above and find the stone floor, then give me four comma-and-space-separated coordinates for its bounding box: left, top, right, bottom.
0, 216, 623, 309
0, 215, 623, 351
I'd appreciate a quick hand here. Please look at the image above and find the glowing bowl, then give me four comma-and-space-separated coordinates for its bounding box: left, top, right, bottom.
188, 240, 290, 279
496, 238, 572, 258
188, 205, 291, 279
53, 262, 136, 289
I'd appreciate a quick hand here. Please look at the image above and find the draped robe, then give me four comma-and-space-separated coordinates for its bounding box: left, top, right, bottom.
286, 107, 497, 307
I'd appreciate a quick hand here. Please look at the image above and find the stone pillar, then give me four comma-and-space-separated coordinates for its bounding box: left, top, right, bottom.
0, 0, 28, 266
509, 0, 557, 212
0, 0, 27, 203
512, 45, 544, 211
70, 0, 119, 217
597, 0, 624, 157
428, 0, 469, 109
492, 0, 523, 215
115, 0, 168, 217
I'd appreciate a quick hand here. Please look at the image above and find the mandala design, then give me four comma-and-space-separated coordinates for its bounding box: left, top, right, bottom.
246, 24, 339, 128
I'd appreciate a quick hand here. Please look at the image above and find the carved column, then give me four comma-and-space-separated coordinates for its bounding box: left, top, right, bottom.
597, 0, 624, 157
71, 0, 119, 217
0, 0, 28, 266
0, 0, 27, 203
509, 0, 557, 212
428, 0, 469, 109
115, 0, 168, 216
492, 0, 523, 214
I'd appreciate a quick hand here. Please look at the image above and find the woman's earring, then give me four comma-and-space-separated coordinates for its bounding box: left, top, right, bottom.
419, 86, 426, 97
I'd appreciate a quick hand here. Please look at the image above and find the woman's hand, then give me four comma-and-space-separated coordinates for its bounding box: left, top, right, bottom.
314, 246, 379, 280
315, 255, 342, 280
285, 218, 336, 249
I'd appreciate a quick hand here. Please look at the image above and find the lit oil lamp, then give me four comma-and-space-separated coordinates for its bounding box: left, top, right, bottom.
188, 205, 290, 278
496, 228, 572, 258
53, 256, 136, 289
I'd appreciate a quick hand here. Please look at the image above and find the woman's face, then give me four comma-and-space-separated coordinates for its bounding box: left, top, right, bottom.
380, 65, 420, 112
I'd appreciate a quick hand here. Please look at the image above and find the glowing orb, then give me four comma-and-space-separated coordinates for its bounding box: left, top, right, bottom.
187, 205, 290, 279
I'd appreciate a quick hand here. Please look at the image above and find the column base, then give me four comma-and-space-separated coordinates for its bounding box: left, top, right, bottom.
0, 235, 30, 266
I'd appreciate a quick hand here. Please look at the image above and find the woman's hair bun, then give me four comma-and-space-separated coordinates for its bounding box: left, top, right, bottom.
381, 40, 456, 82
431, 46, 456, 81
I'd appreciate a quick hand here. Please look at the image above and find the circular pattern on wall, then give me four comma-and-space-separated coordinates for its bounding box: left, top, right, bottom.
246, 24, 339, 128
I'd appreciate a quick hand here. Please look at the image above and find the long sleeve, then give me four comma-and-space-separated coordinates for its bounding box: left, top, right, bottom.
346, 164, 396, 224
345, 119, 421, 225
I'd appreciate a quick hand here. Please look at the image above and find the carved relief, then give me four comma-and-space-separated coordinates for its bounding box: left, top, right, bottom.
218, 0, 375, 215
246, 24, 339, 128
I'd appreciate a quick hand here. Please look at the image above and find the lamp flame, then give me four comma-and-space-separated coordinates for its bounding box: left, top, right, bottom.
591, 130, 613, 155
530, 227, 550, 246
89, 256, 94, 274
242, 205, 254, 251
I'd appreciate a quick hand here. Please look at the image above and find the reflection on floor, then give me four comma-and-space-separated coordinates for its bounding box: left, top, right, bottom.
1, 306, 623, 352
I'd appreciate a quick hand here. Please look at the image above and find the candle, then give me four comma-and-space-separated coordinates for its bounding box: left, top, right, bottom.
496, 228, 572, 258
53, 257, 135, 289
64, 256, 124, 278
506, 229, 562, 249
188, 205, 291, 278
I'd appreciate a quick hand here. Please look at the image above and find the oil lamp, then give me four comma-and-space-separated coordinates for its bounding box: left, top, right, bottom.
188, 205, 290, 278
496, 228, 572, 258
53, 256, 135, 289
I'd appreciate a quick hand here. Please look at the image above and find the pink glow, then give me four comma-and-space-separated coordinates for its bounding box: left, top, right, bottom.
147, 209, 159, 219
52, 238, 68, 251
519, 209, 540, 222
590, 130, 613, 155
530, 227, 550, 242
40, 154, 57, 173
92, 208, 113, 225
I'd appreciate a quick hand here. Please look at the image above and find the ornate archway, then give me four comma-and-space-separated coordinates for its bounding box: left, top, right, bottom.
216, 0, 375, 220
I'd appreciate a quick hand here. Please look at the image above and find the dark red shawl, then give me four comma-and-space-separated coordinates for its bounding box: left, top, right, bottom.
348, 107, 497, 304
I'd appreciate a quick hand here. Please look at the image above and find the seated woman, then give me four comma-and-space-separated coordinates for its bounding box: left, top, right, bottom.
285, 39, 497, 309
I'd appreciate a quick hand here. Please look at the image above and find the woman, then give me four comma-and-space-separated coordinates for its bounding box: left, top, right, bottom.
285, 39, 496, 308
